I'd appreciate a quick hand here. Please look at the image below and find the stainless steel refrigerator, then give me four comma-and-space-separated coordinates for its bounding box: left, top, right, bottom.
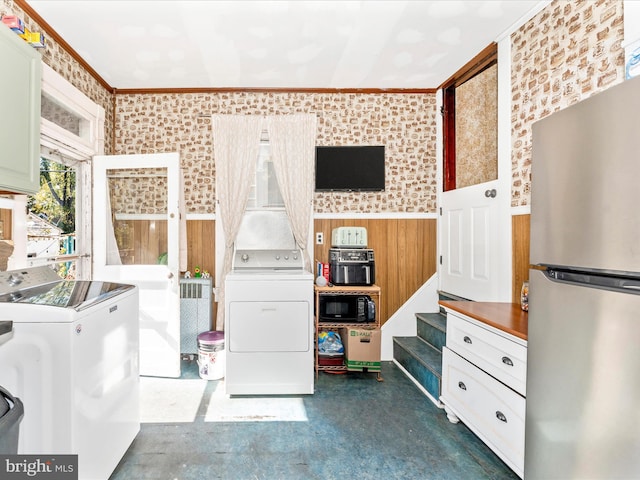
526, 75, 640, 479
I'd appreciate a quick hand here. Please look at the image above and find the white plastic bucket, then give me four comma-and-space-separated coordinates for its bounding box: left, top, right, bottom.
197, 331, 225, 380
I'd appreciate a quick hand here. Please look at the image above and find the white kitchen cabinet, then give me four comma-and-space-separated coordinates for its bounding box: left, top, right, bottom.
440, 303, 528, 479
446, 311, 527, 396
0, 23, 41, 195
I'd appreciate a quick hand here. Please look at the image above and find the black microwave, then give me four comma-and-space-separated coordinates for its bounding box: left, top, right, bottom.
318, 295, 375, 323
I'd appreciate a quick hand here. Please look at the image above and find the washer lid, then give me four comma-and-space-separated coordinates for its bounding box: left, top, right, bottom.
0, 280, 135, 311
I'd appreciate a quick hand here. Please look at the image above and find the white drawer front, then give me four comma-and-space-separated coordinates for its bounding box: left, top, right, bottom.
442, 347, 525, 476
447, 312, 527, 396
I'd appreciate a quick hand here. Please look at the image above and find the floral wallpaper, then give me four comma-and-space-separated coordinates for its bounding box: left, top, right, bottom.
510, 0, 624, 207
115, 92, 439, 215
1, 0, 114, 154
455, 63, 498, 189
3, 0, 628, 211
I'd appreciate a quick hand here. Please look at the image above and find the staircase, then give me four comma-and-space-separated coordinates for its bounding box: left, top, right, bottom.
392, 291, 468, 407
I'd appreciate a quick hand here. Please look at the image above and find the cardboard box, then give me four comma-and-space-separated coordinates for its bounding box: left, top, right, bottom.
342, 327, 381, 372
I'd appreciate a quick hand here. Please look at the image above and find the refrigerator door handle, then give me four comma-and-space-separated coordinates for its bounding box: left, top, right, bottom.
546, 268, 640, 295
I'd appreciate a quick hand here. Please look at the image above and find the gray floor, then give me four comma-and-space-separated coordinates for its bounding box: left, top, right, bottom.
110, 359, 518, 480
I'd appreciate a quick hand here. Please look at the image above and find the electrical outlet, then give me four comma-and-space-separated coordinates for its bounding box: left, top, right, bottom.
316, 232, 324, 245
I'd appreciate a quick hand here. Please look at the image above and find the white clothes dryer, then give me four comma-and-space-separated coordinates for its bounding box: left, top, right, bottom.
224, 249, 314, 395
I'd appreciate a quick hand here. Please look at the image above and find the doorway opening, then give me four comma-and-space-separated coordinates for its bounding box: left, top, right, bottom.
26, 155, 78, 278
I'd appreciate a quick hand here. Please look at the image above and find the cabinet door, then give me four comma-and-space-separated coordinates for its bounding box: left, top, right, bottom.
0, 24, 41, 194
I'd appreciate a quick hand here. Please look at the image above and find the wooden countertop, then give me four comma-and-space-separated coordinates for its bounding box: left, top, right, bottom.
438, 301, 528, 341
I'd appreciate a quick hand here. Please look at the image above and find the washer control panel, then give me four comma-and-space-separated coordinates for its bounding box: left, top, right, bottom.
232, 249, 304, 271
0, 266, 61, 296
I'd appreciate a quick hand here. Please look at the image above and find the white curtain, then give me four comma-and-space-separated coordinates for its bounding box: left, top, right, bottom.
213, 114, 263, 330
267, 114, 317, 271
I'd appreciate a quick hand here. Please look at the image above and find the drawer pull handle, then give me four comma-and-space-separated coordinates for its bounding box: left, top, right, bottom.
458, 381, 467, 391
463, 336, 472, 344
496, 411, 508, 423
502, 356, 514, 366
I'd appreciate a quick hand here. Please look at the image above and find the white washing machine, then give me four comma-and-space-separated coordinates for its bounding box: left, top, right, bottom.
0, 266, 139, 480
225, 249, 314, 395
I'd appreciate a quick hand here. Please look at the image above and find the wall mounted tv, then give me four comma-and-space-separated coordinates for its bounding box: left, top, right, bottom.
315, 145, 385, 192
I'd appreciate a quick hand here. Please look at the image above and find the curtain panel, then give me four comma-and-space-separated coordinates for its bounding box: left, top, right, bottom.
212, 114, 263, 330
267, 114, 317, 271
212, 113, 317, 330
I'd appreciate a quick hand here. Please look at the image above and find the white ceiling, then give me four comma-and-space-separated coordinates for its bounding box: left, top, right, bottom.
25, 0, 545, 90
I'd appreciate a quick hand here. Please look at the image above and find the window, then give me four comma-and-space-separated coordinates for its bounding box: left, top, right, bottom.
236, 133, 294, 250
1, 65, 104, 277
41, 91, 90, 139
442, 43, 498, 191
246, 134, 285, 209
26, 155, 79, 278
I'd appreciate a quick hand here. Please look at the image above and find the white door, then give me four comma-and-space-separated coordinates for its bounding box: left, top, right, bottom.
93, 153, 181, 377
438, 43, 511, 302
439, 180, 510, 301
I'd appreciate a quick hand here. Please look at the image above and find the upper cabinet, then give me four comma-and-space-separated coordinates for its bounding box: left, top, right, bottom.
0, 23, 41, 195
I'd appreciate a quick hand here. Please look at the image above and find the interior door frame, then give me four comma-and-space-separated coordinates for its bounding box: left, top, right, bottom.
437, 40, 512, 302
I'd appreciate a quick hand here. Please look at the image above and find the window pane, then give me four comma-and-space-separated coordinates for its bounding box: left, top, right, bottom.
107, 168, 169, 265
455, 63, 498, 188
27, 158, 77, 278
41, 92, 90, 140
247, 141, 284, 209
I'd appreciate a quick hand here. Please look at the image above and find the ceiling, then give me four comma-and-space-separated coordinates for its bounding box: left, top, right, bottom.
25, 0, 545, 91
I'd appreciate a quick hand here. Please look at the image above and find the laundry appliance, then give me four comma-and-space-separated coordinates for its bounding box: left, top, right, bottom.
0, 266, 139, 480
225, 248, 314, 395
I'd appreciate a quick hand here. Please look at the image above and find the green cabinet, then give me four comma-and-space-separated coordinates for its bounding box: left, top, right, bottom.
0, 23, 41, 194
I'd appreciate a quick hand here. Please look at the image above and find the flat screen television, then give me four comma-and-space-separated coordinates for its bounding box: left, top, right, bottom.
315, 146, 385, 192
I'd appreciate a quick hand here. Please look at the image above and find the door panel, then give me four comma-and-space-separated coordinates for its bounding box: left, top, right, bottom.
440, 180, 507, 301
93, 153, 181, 378
447, 208, 464, 277
471, 205, 489, 281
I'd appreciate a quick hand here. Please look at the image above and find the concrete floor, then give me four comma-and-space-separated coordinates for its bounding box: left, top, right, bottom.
110, 359, 519, 480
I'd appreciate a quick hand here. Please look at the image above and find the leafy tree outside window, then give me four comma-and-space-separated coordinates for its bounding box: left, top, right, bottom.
27, 157, 77, 278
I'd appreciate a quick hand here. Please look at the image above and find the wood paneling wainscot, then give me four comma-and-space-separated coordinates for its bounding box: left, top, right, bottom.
112, 218, 216, 322
185, 219, 215, 280
314, 218, 437, 326
512, 214, 530, 304
0, 209, 12, 240
185, 219, 216, 323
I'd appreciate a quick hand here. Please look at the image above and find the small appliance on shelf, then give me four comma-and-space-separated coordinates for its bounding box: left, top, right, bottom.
331, 226, 367, 249
328, 227, 375, 286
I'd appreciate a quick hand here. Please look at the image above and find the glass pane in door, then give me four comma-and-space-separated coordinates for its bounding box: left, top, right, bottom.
107, 167, 168, 265
455, 63, 498, 189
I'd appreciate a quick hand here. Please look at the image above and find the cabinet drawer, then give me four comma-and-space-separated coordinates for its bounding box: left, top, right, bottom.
442, 347, 525, 477
447, 312, 527, 396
